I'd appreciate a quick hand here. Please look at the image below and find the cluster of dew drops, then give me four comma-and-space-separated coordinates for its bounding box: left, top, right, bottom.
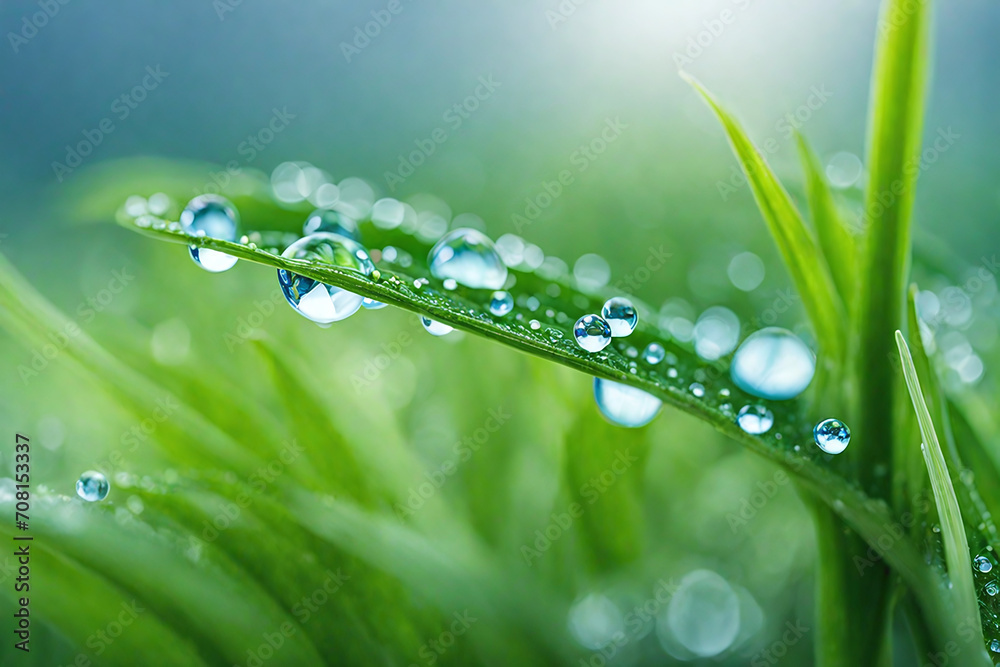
79, 187, 853, 503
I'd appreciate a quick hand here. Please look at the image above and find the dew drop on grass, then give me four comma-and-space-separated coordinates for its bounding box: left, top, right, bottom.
574, 315, 612, 352
643, 343, 665, 365
428, 228, 507, 289
975, 555, 994, 573
76, 471, 110, 502
601, 297, 637, 337
489, 290, 513, 316
567, 594, 625, 651
302, 209, 360, 240
991, 638, 1000, 654
730, 327, 816, 400
278, 233, 374, 324
421, 316, 453, 336
689, 382, 705, 398
986, 582, 999, 596
362, 298, 387, 310
181, 195, 239, 272
813, 418, 851, 454
593, 378, 662, 428
736, 405, 774, 435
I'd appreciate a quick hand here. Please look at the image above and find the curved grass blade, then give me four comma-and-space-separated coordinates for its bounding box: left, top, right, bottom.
895, 331, 982, 651
794, 133, 858, 301
680, 72, 846, 366
854, 0, 932, 491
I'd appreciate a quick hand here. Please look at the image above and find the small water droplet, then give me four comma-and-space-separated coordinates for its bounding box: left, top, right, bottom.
625, 346, 638, 359
601, 297, 638, 337
574, 315, 612, 353
689, 382, 705, 398
975, 555, 993, 573
428, 228, 507, 289
421, 316, 453, 336
302, 209, 360, 240
667, 368, 678, 379
718, 388, 731, 398
443, 278, 458, 291
736, 405, 774, 435
986, 582, 999, 596
990, 638, 1000, 653
529, 319, 541, 330
730, 327, 816, 400
181, 195, 239, 272
593, 378, 662, 428
278, 233, 374, 324
526, 296, 540, 311
643, 343, 665, 365
76, 471, 110, 502
489, 290, 513, 316
813, 418, 851, 455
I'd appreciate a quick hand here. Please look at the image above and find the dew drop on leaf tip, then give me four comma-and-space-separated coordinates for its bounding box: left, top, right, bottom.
76, 470, 110, 502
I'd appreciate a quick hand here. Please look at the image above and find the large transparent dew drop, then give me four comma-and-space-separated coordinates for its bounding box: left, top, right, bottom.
181, 195, 239, 272
574, 315, 612, 352
428, 228, 507, 290
975, 555, 994, 574
730, 327, 816, 400
76, 470, 110, 502
601, 297, 638, 337
594, 378, 662, 428
567, 594, 625, 651
489, 290, 513, 317
813, 418, 851, 454
278, 233, 374, 324
302, 209, 360, 240
421, 316, 453, 336
736, 405, 774, 435
664, 570, 741, 658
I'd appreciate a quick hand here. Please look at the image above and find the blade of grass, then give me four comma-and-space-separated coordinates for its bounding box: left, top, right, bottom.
680, 72, 846, 365
894, 331, 981, 647
794, 133, 858, 301
854, 0, 932, 492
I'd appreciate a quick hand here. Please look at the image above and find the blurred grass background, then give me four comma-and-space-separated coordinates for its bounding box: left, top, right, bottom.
0, 0, 998, 664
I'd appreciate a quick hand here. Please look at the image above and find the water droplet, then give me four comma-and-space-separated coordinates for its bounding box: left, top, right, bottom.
813, 418, 851, 454
362, 297, 387, 310
991, 638, 1000, 653
76, 471, 110, 502
718, 388, 730, 398
694, 306, 740, 360
625, 346, 638, 359
428, 228, 507, 289
181, 195, 239, 272
667, 367, 678, 379
736, 405, 774, 435
689, 382, 705, 398
643, 343, 665, 365
489, 290, 513, 316
601, 297, 637, 337
975, 555, 993, 573
574, 315, 612, 352
443, 278, 458, 291
529, 319, 541, 330
730, 328, 816, 400
593, 378, 662, 427
573, 254, 611, 290
826, 151, 863, 189
302, 209, 360, 240
727, 252, 765, 291
662, 570, 740, 658
278, 233, 374, 324
421, 316, 453, 336
986, 582, 999, 596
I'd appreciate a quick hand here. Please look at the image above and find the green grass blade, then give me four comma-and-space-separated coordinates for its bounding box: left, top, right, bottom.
894, 331, 981, 645
794, 133, 858, 301
680, 72, 846, 365
854, 0, 932, 491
